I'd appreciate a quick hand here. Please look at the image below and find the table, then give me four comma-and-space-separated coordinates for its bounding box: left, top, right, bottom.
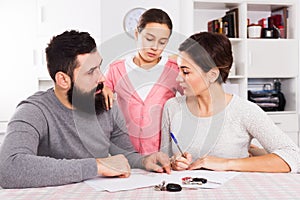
0, 172, 299, 199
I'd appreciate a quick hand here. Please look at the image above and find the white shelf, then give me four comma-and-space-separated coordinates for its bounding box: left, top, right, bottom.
267, 111, 298, 115
228, 75, 245, 79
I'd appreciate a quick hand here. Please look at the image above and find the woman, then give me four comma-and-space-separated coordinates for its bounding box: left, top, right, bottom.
160, 32, 300, 172
104, 8, 182, 155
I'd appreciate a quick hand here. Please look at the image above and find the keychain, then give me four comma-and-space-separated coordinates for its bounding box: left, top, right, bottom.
182, 177, 207, 185
154, 181, 182, 192
182, 177, 220, 185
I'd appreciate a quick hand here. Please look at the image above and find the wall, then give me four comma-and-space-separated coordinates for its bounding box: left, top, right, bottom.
298, 6, 300, 145
0, 0, 37, 132
100, 0, 181, 42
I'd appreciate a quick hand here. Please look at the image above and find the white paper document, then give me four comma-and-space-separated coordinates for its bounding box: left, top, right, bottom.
84, 169, 240, 192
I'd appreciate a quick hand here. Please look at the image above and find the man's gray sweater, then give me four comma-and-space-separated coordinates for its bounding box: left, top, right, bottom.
0, 88, 143, 188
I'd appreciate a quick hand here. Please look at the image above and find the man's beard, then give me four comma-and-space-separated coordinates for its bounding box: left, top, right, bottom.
67, 82, 106, 115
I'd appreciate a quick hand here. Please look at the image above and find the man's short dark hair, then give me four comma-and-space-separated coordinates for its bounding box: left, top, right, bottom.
45, 30, 96, 82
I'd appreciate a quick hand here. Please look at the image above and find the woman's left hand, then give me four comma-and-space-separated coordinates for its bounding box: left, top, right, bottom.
188, 155, 230, 171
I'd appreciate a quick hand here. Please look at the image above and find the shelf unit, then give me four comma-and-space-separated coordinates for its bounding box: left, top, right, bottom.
180, 0, 299, 145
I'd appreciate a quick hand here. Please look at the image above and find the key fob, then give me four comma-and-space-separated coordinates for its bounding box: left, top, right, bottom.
193, 178, 207, 184
166, 183, 182, 192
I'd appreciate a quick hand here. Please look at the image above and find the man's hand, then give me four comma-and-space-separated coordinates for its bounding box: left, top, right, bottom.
96, 154, 131, 178
102, 85, 114, 110
142, 152, 171, 174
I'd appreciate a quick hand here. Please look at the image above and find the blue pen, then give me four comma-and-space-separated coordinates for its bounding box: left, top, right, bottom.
170, 132, 185, 157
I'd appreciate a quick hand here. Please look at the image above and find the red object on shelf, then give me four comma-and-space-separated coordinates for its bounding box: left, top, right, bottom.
268, 15, 282, 28
258, 18, 267, 28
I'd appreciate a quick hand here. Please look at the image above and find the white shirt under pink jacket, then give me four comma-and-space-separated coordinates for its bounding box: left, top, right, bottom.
105, 55, 182, 155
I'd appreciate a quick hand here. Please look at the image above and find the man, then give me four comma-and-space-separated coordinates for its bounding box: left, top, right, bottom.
0, 30, 170, 189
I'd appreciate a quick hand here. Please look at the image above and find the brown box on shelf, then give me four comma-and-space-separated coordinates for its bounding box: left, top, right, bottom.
226, 8, 239, 38
271, 7, 288, 38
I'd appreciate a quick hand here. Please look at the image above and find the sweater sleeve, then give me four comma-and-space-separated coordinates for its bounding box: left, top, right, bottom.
244, 102, 300, 173
0, 104, 98, 188
160, 99, 174, 157
108, 103, 144, 168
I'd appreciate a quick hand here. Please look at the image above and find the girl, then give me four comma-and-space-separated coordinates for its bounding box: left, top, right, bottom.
104, 8, 182, 155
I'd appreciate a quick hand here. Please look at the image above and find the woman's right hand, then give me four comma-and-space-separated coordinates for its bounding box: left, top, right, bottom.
170, 152, 192, 171
102, 85, 114, 110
